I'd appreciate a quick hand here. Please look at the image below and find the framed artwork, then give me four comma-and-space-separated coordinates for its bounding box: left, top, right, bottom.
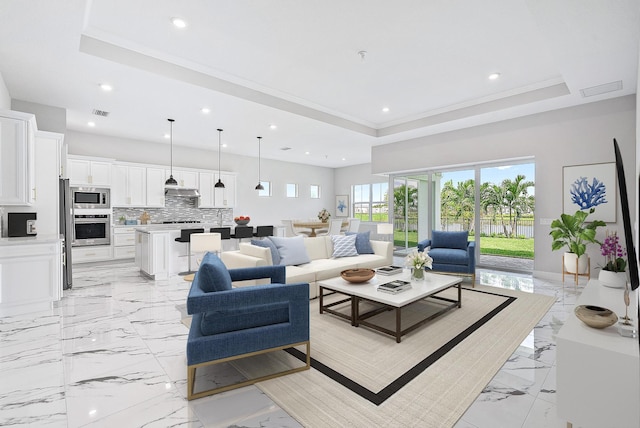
563, 162, 616, 222
335, 195, 349, 217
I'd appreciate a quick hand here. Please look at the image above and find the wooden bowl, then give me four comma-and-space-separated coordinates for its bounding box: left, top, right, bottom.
574, 305, 618, 329
341, 268, 375, 283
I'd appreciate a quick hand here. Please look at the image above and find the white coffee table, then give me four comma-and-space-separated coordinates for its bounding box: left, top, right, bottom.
318, 271, 463, 342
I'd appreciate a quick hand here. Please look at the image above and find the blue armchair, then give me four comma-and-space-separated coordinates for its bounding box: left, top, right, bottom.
186, 253, 310, 400
417, 230, 476, 286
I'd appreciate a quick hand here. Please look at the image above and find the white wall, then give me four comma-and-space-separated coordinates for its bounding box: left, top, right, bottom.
369, 95, 637, 277
65, 131, 334, 226
11, 100, 66, 134
0, 73, 10, 109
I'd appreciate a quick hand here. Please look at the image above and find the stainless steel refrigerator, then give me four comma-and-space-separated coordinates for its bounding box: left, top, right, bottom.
59, 178, 73, 289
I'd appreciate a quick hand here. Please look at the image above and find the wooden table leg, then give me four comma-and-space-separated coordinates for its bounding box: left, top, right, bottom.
319, 286, 324, 314
396, 308, 402, 343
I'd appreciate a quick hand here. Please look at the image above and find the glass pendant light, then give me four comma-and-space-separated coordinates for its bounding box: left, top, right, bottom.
255, 136, 264, 190
214, 128, 225, 188
165, 118, 178, 186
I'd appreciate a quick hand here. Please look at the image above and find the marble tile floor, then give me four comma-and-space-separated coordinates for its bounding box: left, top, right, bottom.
0, 260, 584, 427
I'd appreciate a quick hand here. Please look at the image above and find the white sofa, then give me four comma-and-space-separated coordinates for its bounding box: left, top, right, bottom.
220, 235, 393, 298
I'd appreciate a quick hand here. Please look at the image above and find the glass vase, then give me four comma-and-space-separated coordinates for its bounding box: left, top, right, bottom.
411, 267, 425, 281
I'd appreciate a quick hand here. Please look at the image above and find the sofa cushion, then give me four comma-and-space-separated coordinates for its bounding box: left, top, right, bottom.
331, 234, 358, 258
197, 253, 232, 293
268, 235, 311, 266
429, 248, 469, 265
304, 258, 362, 281
200, 302, 289, 336
431, 231, 469, 250
250, 238, 280, 265
345, 231, 374, 254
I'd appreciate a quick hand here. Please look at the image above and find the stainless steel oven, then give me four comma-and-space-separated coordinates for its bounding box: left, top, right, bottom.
72, 187, 110, 209
73, 214, 110, 246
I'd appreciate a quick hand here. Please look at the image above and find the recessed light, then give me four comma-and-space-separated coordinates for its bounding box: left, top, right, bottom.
222, 143, 227, 148
382, 107, 390, 113
269, 124, 277, 130
489, 73, 501, 80
164, 133, 170, 139
100, 83, 112, 91
172, 17, 187, 28
341, 157, 346, 161
87, 121, 95, 127
305, 151, 310, 155
201, 107, 210, 114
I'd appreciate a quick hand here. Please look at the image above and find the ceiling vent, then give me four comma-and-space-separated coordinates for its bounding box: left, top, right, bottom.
579, 81, 623, 98
280, 147, 292, 151
92, 109, 110, 117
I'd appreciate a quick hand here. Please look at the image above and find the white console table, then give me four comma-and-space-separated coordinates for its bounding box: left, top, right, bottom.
557, 279, 639, 428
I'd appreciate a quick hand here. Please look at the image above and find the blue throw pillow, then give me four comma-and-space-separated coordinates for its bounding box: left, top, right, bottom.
250, 238, 281, 265
431, 231, 469, 250
331, 234, 358, 258
345, 231, 374, 254
268, 235, 311, 266
197, 253, 232, 293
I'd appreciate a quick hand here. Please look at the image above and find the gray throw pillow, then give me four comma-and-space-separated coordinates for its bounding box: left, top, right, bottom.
331, 234, 358, 258
250, 238, 281, 265
267, 235, 311, 266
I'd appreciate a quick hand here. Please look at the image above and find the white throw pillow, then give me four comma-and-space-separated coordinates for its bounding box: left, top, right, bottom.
331, 234, 358, 258
268, 235, 311, 266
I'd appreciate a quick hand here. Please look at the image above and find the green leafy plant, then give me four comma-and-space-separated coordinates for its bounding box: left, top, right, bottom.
550, 208, 606, 258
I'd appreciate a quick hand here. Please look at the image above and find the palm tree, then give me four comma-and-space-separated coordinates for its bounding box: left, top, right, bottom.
501, 174, 535, 237
441, 179, 475, 231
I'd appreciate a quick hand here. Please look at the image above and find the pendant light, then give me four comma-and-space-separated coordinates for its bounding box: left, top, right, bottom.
255, 136, 264, 190
165, 119, 178, 186
214, 128, 225, 188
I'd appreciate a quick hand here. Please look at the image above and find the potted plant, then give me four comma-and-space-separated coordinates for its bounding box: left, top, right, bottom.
550, 208, 605, 274
318, 208, 331, 223
598, 230, 627, 288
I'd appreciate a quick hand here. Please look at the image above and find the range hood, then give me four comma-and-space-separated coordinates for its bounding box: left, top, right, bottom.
164, 186, 201, 198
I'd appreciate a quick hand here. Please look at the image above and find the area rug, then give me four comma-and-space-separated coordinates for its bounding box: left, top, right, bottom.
231, 284, 555, 427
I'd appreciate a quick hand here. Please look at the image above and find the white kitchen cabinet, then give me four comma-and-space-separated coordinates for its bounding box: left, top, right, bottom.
213, 173, 236, 207
198, 171, 215, 207
112, 164, 147, 206
146, 167, 165, 207
165, 169, 199, 188
0, 110, 36, 205
72, 245, 113, 263
33, 131, 63, 235
68, 157, 112, 186
135, 229, 172, 279
0, 237, 62, 316
113, 226, 136, 259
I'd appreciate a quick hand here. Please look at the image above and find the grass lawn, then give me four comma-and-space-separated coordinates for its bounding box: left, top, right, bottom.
393, 232, 534, 259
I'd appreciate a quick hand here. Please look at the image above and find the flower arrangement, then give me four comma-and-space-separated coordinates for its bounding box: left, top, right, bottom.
405, 250, 433, 270
318, 208, 331, 222
600, 230, 627, 272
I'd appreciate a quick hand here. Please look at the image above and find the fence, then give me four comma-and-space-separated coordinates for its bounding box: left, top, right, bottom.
393, 217, 535, 238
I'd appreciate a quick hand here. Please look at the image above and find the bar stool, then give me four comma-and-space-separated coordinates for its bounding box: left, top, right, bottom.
230, 226, 254, 248
175, 228, 204, 275
253, 225, 274, 238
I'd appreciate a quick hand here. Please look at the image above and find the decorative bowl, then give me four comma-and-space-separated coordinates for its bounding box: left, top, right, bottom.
234, 219, 250, 226
340, 268, 375, 283
574, 305, 618, 329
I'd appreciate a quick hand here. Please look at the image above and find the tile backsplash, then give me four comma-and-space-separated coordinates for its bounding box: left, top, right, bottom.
113, 196, 233, 224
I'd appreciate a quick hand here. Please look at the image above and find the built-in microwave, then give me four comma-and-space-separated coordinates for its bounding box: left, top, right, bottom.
72, 187, 110, 209
73, 214, 110, 246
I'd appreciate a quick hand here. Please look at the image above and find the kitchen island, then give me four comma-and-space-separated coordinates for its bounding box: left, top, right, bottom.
0, 234, 63, 316
134, 223, 235, 279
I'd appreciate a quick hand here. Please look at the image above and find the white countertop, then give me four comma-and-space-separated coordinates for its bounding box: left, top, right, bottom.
0, 234, 63, 246
133, 223, 235, 233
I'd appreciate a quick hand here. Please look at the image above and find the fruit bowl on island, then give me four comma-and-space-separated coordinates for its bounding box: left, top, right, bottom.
234, 216, 250, 226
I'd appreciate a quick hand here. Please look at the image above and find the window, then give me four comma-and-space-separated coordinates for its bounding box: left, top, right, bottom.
310, 184, 320, 199
352, 182, 389, 222
258, 181, 271, 197
286, 183, 298, 198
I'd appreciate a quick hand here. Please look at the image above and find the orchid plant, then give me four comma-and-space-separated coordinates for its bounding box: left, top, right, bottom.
600, 230, 627, 272
405, 250, 433, 270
